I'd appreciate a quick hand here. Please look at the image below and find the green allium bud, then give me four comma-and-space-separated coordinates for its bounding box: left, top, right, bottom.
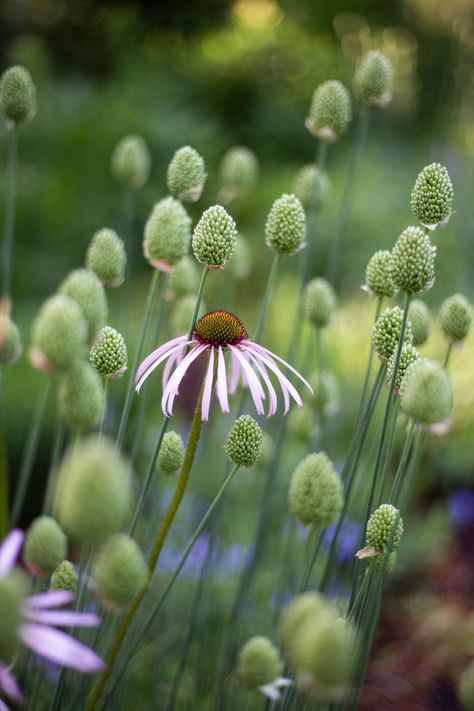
353, 50, 393, 107
390, 227, 436, 294
59, 269, 108, 342
289, 452, 343, 528
306, 80, 352, 143
0, 314, 22, 364
372, 550, 398, 573
168, 256, 199, 299
280, 593, 332, 661
0, 65, 37, 126
304, 278, 337, 328
225, 415, 263, 467
50, 561, 77, 593
231, 234, 252, 280
459, 662, 474, 711
387, 343, 419, 392
90, 326, 127, 379
167, 145, 207, 202
409, 300, 431, 347
54, 434, 132, 547
192, 205, 237, 269
93, 534, 148, 610
293, 164, 331, 210
438, 293, 473, 343
288, 404, 314, 442
0, 573, 24, 663
255, 432, 273, 470
24, 516, 67, 577
364, 250, 397, 298
218, 146, 259, 199
410, 163, 453, 229
238, 636, 282, 689
111, 135, 151, 190
30, 294, 88, 373
400, 358, 453, 424
265, 194, 306, 257
307, 370, 340, 415
366, 504, 403, 555
144, 197, 192, 271
86, 228, 126, 287
171, 296, 206, 335
295, 615, 354, 689
157, 431, 185, 474
59, 361, 104, 429
372, 306, 413, 362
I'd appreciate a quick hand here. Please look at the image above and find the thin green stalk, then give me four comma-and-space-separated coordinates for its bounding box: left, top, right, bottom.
300, 528, 325, 592
443, 342, 453, 368
253, 253, 280, 342
42, 416, 66, 514
99, 378, 109, 438
11, 377, 51, 525
85, 377, 207, 711
397, 428, 426, 510
374, 398, 400, 505
356, 296, 383, 420
2, 127, 18, 300
0, 365, 8, 537
388, 420, 416, 504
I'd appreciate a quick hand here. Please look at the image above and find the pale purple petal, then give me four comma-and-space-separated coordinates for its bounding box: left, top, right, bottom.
0, 664, 23, 703
216, 347, 229, 413
25, 591, 74, 609
0, 698, 11, 711
0, 530, 24, 577
135, 334, 188, 386
162, 347, 184, 390
161, 345, 208, 416
201, 348, 215, 422
245, 348, 301, 414
228, 346, 265, 415
246, 352, 278, 417
136, 340, 192, 393
244, 341, 313, 393
229, 349, 241, 395
19, 624, 105, 673
23, 609, 99, 627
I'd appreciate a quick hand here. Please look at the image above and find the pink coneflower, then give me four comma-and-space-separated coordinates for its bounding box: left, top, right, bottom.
0, 530, 104, 711
135, 309, 312, 420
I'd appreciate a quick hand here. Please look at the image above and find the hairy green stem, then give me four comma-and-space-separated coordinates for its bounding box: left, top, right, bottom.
2, 127, 18, 300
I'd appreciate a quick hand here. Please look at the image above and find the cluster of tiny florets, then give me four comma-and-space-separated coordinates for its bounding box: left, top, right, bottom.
265, 194, 306, 256
438, 293, 473, 343
293, 165, 331, 210
30, 294, 88, 373
192, 205, 237, 269
410, 163, 453, 228
289, 452, 343, 528
225, 415, 263, 467
408, 299, 431, 347
365, 250, 397, 298
193, 310, 247, 347
400, 358, 453, 424
167, 145, 207, 202
90, 326, 127, 378
390, 226, 436, 294
111, 135, 151, 190
50, 561, 78, 592
59, 361, 104, 428
143, 197, 192, 270
372, 306, 413, 362
238, 636, 282, 689
24, 516, 67, 577
387, 343, 419, 392
0, 65, 37, 126
86, 228, 126, 287
218, 146, 258, 198
59, 268, 108, 342
157, 431, 185, 474
93, 534, 148, 610
0, 315, 22, 364
306, 80, 352, 142
353, 50, 393, 106
366, 504, 403, 554
304, 278, 337, 328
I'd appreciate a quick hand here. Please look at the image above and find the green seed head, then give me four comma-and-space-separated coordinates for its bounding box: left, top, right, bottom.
218, 146, 259, 201
157, 431, 185, 474
387, 343, 419, 392
390, 227, 436, 294
288, 404, 314, 442
410, 163, 453, 229
306, 80, 352, 143
30, 294, 88, 373
438, 293, 473, 343
459, 662, 474, 711
238, 636, 282, 689
93, 534, 148, 610
59, 269, 108, 343
50, 560, 78, 593
192, 205, 237, 269
54, 434, 132, 547
265, 193, 306, 257
409, 299, 431, 347
0, 65, 37, 126
167, 145, 207, 202
168, 256, 200, 299
372, 306, 413, 362
0, 314, 22, 364
231, 234, 252, 280
364, 250, 397, 298
144, 197, 192, 271
372, 550, 398, 574
0, 573, 25, 664
86, 228, 126, 287
90, 326, 127, 379
400, 358, 453, 424
59, 361, 104, 429
289, 452, 343, 528
293, 164, 331, 211
111, 135, 151, 190
366, 503, 403, 554
306, 370, 340, 414
294, 614, 355, 690
24, 516, 67, 577
280, 593, 334, 662
304, 277, 337, 328
353, 50, 393, 107
225, 415, 263, 467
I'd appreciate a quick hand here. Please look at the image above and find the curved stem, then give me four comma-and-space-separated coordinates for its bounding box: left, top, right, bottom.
253, 253, 280, 342
2, 127, 18, 301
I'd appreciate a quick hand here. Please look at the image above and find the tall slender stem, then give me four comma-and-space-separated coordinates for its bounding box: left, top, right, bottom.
389, 420, 417, 504
356, 296, 383, 420
2, 127, 18, 301
443, 342, 453, 368
253, 253, 280, 342
42, 416, 66, 514
0, 365, 7, 537
99, 378, 109, 438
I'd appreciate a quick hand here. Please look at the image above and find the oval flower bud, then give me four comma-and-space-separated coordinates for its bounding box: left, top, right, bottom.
288, 403, 314, 442
459, 662, 474, 711
372, 306, 413, 362
0, 65, 37, 126
111, 135, 151, 190
192, 205, 237, 269
280, 592, 332, 662
24, 516, 67, 577
90, 326, 128, 379
0, 314, 22, 364
293, 164, 331, 211
438, 293, 473, 343
408, 299, 431, 347
0, 573, 24, 664
50, 560, 78, 593
289, 452, 343, 528
218, 146, 259, 200
265, 194, 306, 257
366, 503, 403, 554
304, 278, 337, 328
225, 415, 263, 467
306, 80, 352, 142
143, 197, 192, 272
400, 358, 453, 425
168, 256, 200, 299
231, 234, 252, 280
54, 435, 132, 546
364, 250, 397, 298
59, 361, 104, 428
353, 50, 393, 107
92, 534, 148, 610
59, 269, 108, 343
410, 162, 453, 230
294, 614, 354, 690
86, 228, 126, 287
167, 145, 207, 202
30, 294, 88, 373
238, 636, 282, 690
390, 226, 436, 294
157, 431, 185, 474
306, 370, 340, 415
387, 343, 419, 392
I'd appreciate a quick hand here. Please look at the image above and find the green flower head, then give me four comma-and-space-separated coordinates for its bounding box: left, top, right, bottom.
400, 358, 453, 424
167, 145, 207, 202
289, 452, 343, 528
50, 561, 78, 593
168, 256, 200, 299
438, 293, 473, 343
111, 135, 151, 190
265, 194, 306, 257
157, 431, 185, 474
30, 294, 88, 373
293, 164, 331, 211
364, 250, 397, 298
306, 80, 352, 142
93, 534, 148, 610
410, 163, 453, 229
372, 306, 413, 362
192, 205, 237, 269
24, 516, 67, 577
59, 268, 108, 343
390, 226, 436, 294
408, 299, 431, 347
304, 278, 337, 328
143, 197, 192, 271
218, 146, 259, 199
86, 228, 126, 287
387, 343, 419, 392
225, 415, 263, 467
366, 503, 403, 554
90, 326, 128, 379
0, 315, 22, 365
353, 50, 393, 107
238, 636, 282, 689
59, 361, 104, 428
0, 65, 37, 126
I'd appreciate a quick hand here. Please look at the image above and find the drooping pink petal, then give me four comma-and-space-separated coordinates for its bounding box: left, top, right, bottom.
0, 664, 23, 703
228, 346, 265, 415
216, 347, 229, 413
135, 334, 188, 385
229, 349, 241, 395
201, 348, 215, 421
136, 340, 192, 393
246, 352, 278, 417
23, 608, 99, 628
245, 347, 302, 413
161, 345, 208, 416
162, 347, 184, 390
0, 698, 11, 711
19, 624, 105, 673
0, 530, 23, 577
244, 341, 313, 393
25, 590, 74, 609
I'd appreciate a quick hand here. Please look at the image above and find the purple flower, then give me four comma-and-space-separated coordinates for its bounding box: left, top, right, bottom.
323, 520, 361, 562
135, 310, 312, 421
448, 487, 474, 527
0, 530, 104, 710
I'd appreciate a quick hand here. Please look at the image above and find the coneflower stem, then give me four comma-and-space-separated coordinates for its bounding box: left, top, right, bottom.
2, 127, 18, 301
253, 253, 280, 342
